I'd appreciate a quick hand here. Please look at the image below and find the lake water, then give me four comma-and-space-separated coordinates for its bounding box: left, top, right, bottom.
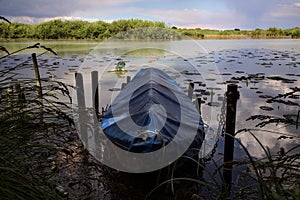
1, 39, 299, 159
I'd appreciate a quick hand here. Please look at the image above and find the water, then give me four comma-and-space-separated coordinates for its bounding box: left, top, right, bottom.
1, 39, 298, 154
1, 39, 299, 197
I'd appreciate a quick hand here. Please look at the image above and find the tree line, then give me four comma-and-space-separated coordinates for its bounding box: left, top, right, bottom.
175, 27, 300, 39
0, 18, 299, 39
0, 19, 167, 39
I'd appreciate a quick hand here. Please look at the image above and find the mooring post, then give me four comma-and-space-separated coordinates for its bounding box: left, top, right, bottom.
121, 76, 131, 90
75, 72, 86, 109
75, 72, 88, 147
296, 110, 299, 129
195, 97, 202, 115
32, 53, 42, 99
91, 71, 99, 118
126, 76, 131, 83
223, 84, 239, 194
121, 83, 126, 90
7, 85, 13, 110
188, 82, 195, 100
32, 53, 43, 120
15, 83, 26, 109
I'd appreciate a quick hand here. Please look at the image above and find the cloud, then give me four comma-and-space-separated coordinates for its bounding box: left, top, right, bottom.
268, 3, 300, 18
220, 0, 300, 28
0, 0, 142, 18
8, 16, 100, 24
1, 0, 75, 18
259, 2, 300, 28
131, 8, 240, 29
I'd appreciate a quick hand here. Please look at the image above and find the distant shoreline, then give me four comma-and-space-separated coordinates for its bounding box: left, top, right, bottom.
0, 36, 298, 41
1, 19, 299, 40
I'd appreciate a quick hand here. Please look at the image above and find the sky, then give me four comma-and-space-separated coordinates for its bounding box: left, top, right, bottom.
0, 0, 299, 29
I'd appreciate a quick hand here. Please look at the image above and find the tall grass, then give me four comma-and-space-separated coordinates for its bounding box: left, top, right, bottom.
1, 41, 299, 199
236, 129, 300, 200
145, 82, 300, 199
144, 130, 300, 199
0, 44, 74, 199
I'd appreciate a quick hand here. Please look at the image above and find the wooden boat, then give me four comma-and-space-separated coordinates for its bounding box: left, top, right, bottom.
101, 68, 204, 159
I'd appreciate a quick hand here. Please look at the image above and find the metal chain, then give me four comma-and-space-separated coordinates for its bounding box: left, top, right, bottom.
202, 94, 227, 162
218, 94, 227, 136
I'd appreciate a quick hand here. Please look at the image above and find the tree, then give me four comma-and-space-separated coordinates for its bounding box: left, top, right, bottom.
267, 27, 279, 37
0, 22, 10, 38
8, 23, 31, 38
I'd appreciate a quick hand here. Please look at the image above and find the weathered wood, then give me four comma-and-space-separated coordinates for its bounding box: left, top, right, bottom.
126, 76, 131, 83
7, 85, 13, 109
15, 83, 26, 108
32, 53, 43, 120
75, 72, 86, 109
223, 84, 239, 193
296, 110, 300, 129
188, 82, 194, 100
195, 97, 202, 115
32, 53, 42, 99
75, 72, 88, 147
91, 71, 99, 117
121, 83, 126, 90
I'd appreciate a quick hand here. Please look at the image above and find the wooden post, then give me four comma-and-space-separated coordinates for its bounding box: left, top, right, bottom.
32, 53, 43, 120
296, 110, 299, 129
91, 71, 99, 118
32, 53, 42, 99
223, 84, 239, 194
210, 88, 214, 105
188, 82, 194, 100
75, 72, 88, 147
7, 85, 13, 109
121, 83, 126, 90
121, 76, 131, 90
15, 83, 26, 109
75, 72, 85, 109
195, 97, 202, 115
126, 76, 131, 83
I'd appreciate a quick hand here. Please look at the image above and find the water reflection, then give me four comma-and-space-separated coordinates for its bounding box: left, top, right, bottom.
1, 40, 299, 159
1, 39, 299, 198
71, 44, 299, 163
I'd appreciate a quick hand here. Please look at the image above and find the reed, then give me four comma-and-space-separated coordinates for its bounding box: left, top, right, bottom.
145, 130, 300, 199
0, 44, 75, 199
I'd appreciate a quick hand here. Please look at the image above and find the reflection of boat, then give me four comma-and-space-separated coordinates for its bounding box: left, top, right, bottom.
101, 67, 204, 159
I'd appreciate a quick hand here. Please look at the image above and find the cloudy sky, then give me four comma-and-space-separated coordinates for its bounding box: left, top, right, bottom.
1, 0, 299, 29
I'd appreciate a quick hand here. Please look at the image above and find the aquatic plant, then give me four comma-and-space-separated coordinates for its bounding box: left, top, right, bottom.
0, 44, 75, 199
144, 130, 300, 199
144, 85, 299, 199
235, 129, 300, 200
247, 87, 300, 128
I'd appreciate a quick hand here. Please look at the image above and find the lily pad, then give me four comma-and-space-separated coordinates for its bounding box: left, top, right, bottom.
259, 106, 274, 111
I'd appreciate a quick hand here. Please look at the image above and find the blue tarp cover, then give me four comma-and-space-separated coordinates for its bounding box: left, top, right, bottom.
101, 68, 204, 156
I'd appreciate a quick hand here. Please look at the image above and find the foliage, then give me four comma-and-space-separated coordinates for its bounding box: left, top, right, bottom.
112, 27, 182, 40
0, 44, 75, 199
235, 130, 300, 200
144, 131, 300, 199
246, 87, 300, 128
1, 18, 299, 40
0, 19, 167, 40
145, 86, 300, 199
178, 27, 300, 39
